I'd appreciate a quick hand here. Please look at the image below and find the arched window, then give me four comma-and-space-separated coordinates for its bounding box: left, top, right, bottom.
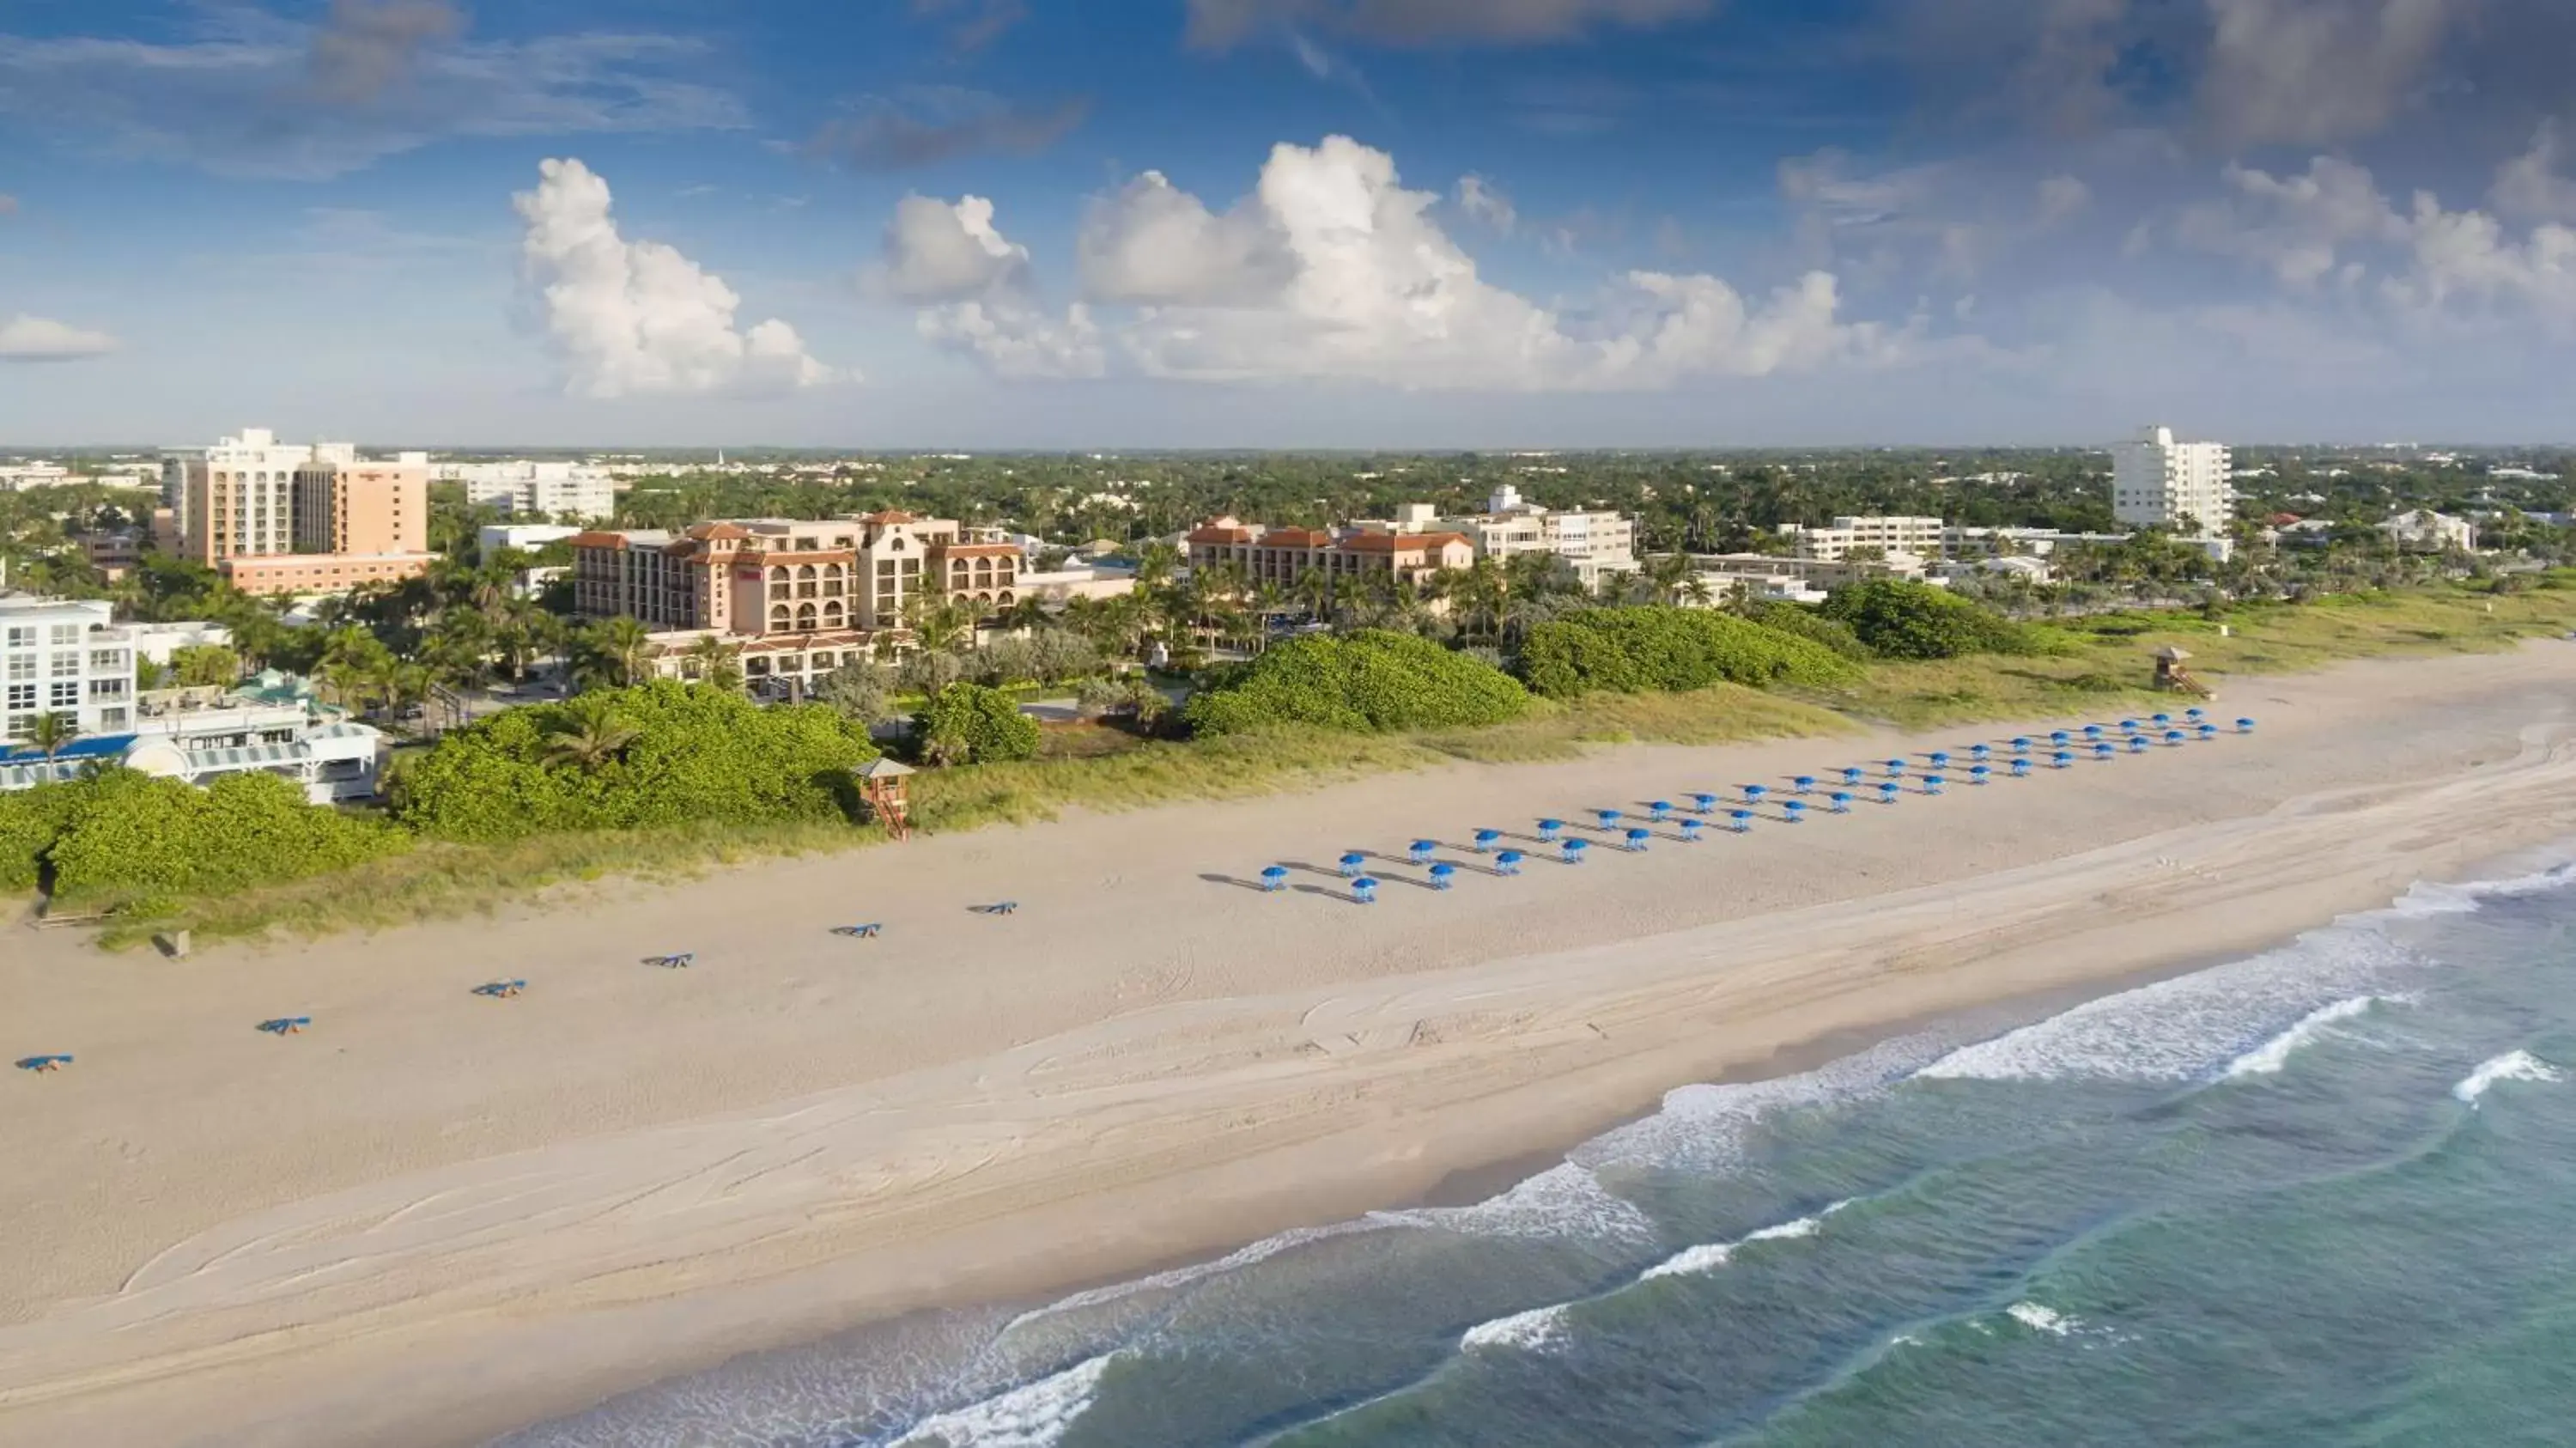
996, 591, 1015, 606
823, 600, 846, 626
890, 536, 906, 551
769, 605, 791, 630
796, 603, 818, 631
798, 564, 817, 581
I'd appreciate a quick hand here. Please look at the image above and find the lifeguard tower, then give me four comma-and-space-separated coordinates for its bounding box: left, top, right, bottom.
2154, 645, 2215, 699
854, 757, 917, 840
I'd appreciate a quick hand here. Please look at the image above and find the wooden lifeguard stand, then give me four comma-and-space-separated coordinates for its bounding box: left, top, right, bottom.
2154, 645, 2215, 699
854, 757, 917, 841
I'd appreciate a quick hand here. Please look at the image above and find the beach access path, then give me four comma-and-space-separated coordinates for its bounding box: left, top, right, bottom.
5, 646, 2576, 1447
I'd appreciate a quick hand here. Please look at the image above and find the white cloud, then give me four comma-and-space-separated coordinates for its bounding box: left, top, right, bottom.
877, 194, 1032, 302
0, 315, 120, 362
2178, 156, 2407, 289
1185, 0, 1715, 48
917, 301, 1108, 380
1454, 173, 1517, 233
2036, 173, 2092, 226
513, 157, 835, 399
1058, 135, 1900, 390
0, 12, 744, 179
2493, 122, 2576, 224
2197, 0, 2451, 148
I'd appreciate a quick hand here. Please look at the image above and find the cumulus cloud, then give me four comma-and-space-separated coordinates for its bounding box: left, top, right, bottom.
1060, 135, 1899, 390
2493, 122, 2576, 224
0, 11, 743, 180
878, 195, 1033, 302
2036, 174, 2092, 226
916, 301, 1108, 380
0, 315, 120, 362
307, 0, 463, 105
1454, 174, 1517, 233
1185, 0, 1715, 48
2198, 0, 2452, 149
513, 157, 835, 399
2178, 156, 2409, 289
810, 87, 1088, 171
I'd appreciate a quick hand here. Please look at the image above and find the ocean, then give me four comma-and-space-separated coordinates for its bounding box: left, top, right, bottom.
501, 856, 2576, 1448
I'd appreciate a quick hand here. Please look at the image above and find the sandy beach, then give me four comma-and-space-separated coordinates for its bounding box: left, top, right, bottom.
6, 646, 2576, 1448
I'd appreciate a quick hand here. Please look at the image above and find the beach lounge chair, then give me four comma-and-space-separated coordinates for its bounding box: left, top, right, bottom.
643, 952, 696, 969
832, 923, 884, 938
1260, 867, 1291, 892
471, 980, 527, 998
15, 1055, 73, 1074
975, 902, 1020, 916
258, 1017, 312, 1036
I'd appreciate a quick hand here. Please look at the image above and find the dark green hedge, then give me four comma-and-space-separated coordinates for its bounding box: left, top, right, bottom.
1743, 600, 1875, 660
1818, 579, 2042, 660
1186, 630, 1530, 735
1517, 606, 1861, 698
389, 681, 879, 843
1, 770, 406, 904
915, 682, 1042, 764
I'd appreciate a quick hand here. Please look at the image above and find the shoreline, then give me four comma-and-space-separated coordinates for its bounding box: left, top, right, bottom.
4, 648, 2576, 1447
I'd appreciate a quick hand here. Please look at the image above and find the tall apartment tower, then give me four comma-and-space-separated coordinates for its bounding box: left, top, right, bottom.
2111, 425, 2233, 538
165, 427, 317, 565
295, 451, 429, 555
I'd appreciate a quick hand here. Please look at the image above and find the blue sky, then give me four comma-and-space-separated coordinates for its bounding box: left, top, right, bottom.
3, 0, 2573, 447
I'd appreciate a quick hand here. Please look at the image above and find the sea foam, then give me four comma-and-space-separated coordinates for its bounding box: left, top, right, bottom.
2221, 995, 2397, 1078
2454, 1050, 2564, 1105
1459, 1304, 1570, 1354
886, 1353, 1120, 1448
1637, 1202, 1846, 1281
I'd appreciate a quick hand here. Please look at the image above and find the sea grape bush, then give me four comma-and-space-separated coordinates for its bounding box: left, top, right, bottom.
1185, 630, 1530, 735
1516, 606, 1860, 699
1818, 580, 2044, 660
914, 682, 1042, 764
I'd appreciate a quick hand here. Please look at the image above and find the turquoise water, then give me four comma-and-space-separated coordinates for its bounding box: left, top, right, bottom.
502, 858, 2576, 1448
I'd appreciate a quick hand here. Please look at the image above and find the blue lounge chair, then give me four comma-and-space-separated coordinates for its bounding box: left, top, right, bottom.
643, 952, 696, 968
1429, 863, 1459, 890
472, 980, 528, 998
1260, 866, 1290, 892
832, 923, 884, 938
15, 1055, 72, 1074
975, 902, 1020, 916
258, 1016, 312, 1036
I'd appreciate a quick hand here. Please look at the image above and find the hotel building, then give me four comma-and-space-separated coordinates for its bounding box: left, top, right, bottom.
1183, 516, 1478, 591
1436, 485, 1639, 588
2112, 425, 2234, 538
159, 428, 436, 596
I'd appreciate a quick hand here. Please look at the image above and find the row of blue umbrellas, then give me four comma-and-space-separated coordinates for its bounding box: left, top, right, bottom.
1260, 709, 2254, 903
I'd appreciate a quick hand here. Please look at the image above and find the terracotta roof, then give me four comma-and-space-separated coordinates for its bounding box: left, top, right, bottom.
569, 531, 633, 550
688, 522, 752, 542
939, 542, 1021, 559
858, 509, 922, 525
1186, 525, 1255, 545
1340, 531, 1470, 553
1259, 527, 1337, 548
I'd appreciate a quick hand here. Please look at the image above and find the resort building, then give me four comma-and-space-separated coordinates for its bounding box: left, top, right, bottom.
1, 596, 135, 742
2112, 426, 2234, 538
2, 673, 383, 800
1430, 486, 1640, 588
160, 428, 436, 596
1183, 516, 1478, 592
436, 459, 618, 521
1942, 526, 2134, 558
1777, 516, 1947, 562
2379, 509, 2480, 552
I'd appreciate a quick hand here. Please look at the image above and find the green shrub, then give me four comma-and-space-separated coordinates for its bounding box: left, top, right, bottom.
1742, 601, 1875, 660
915, 683, 1042, 764
1516, 607, 1861, 699
0, 784, 81, 891
1819, 580, 2040, 660
37, 770, 405, 904
1186, 630, 1528, 736
390, 681, 878, 843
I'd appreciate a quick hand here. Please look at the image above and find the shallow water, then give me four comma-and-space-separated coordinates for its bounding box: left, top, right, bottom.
498, 857, 2576, 1448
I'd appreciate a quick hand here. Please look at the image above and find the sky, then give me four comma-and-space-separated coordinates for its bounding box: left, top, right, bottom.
3, 0, 2574, 448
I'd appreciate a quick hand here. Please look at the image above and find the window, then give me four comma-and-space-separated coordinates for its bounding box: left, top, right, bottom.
49, 682, 79, 709
3, 626, 31, 648
89, 678, 128, 700
90, 650, 126, 672
50, 624, 81, 647
99, 708, 128, 731
4, 684, 32, 710
49, 654, 78, 678
5, 655, 29, 682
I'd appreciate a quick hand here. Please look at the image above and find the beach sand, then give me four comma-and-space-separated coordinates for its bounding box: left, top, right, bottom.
6, 647, 2576, 1447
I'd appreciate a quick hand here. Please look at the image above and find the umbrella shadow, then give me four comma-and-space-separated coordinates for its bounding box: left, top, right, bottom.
1293, 884, 1373, 906
1200, 873, 1278, 895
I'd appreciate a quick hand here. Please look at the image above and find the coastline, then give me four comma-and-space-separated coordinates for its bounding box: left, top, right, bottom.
4, 647, 2576, 1447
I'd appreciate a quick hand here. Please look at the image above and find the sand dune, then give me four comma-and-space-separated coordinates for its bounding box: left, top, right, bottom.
4, 647, 2576, 1446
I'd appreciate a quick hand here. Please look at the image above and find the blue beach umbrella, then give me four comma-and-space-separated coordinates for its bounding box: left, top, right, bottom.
1260, 866, 1289, 892
2083, 725, 2105, 741
1680, 818, 1706, 842
1690, 793, 1719, 815
1624, 828, 1652, 852
1730, 810, 1755, 832
2166, 729, 2187, 746
2129, 735, 2149, 754
2238, 717, 2257, 734
1830, 791, 1854, 813
1353, 877, 1381, 904
1473, 829, 1504, 854
2119, 718, 2141, 733
1596, 808, 1625, 830
2186, 708, 2208, 721
2011, 757, 2033, 777
1971, 764, 1992, 784
1538, 818, 1565, 841
1408, 839, 1437, 866
1929, 751, 1952, 770
2153, 713, 2173, 727
2052, 750, 2075, 770
1340, 852, 1367, 878
1878, 782, 1901, 803
1842, 766, 1866, 786
1649, 800, 1674, 821
1785, 800, 1808, 822
1563, 838, 1591, 863
1794, 776, 1817, 794
1743, 784, 1770, 806
1970, 744, 1991, 761
1429, 863, 1459, 890
2013, 737, 2033, 755
2050, 731, 2072, 746
2093, 742, 2115, 759
1885, 759, 1907, 779
1925, 774, 1947, 795
1497, 850, 1526, 876
2198, 723, 2219, 739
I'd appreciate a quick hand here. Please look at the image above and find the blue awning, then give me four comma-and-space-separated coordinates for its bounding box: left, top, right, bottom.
0, 734, 137, 765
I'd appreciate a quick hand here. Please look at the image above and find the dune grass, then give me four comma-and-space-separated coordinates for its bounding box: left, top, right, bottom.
63, 580, 2576, 947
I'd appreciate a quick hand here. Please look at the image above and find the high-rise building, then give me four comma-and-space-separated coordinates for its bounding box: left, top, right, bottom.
294, 452, 428, 556
159, 429, 436, 595
0, 597, 135, 745
163, 427, 317, 564
2112, 426, 2234, 538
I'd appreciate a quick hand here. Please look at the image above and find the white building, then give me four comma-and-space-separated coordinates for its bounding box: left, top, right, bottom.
1944, 526, 2134, 558
0, 597, 136, 744
439, 460, 617, 521
0, 463, 73, 491
478, 523, 584, 555
2379, 509, 2480, 552
2112, 426, 2234, 539
1433, 485, 1640, 588
161, 427, 320, 557
1778, 516, 1947, 562
125, 620, 234, 668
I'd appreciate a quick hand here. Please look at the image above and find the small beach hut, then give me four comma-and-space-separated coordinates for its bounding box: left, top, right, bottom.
853, 757, 918, 842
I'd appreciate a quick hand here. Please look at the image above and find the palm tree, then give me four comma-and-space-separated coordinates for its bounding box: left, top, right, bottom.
1645, 551, 1698, 605
576, 616, 658, 691
681, 634, 744, 691
13, 711, 77, 777
540, 697, 641, 772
